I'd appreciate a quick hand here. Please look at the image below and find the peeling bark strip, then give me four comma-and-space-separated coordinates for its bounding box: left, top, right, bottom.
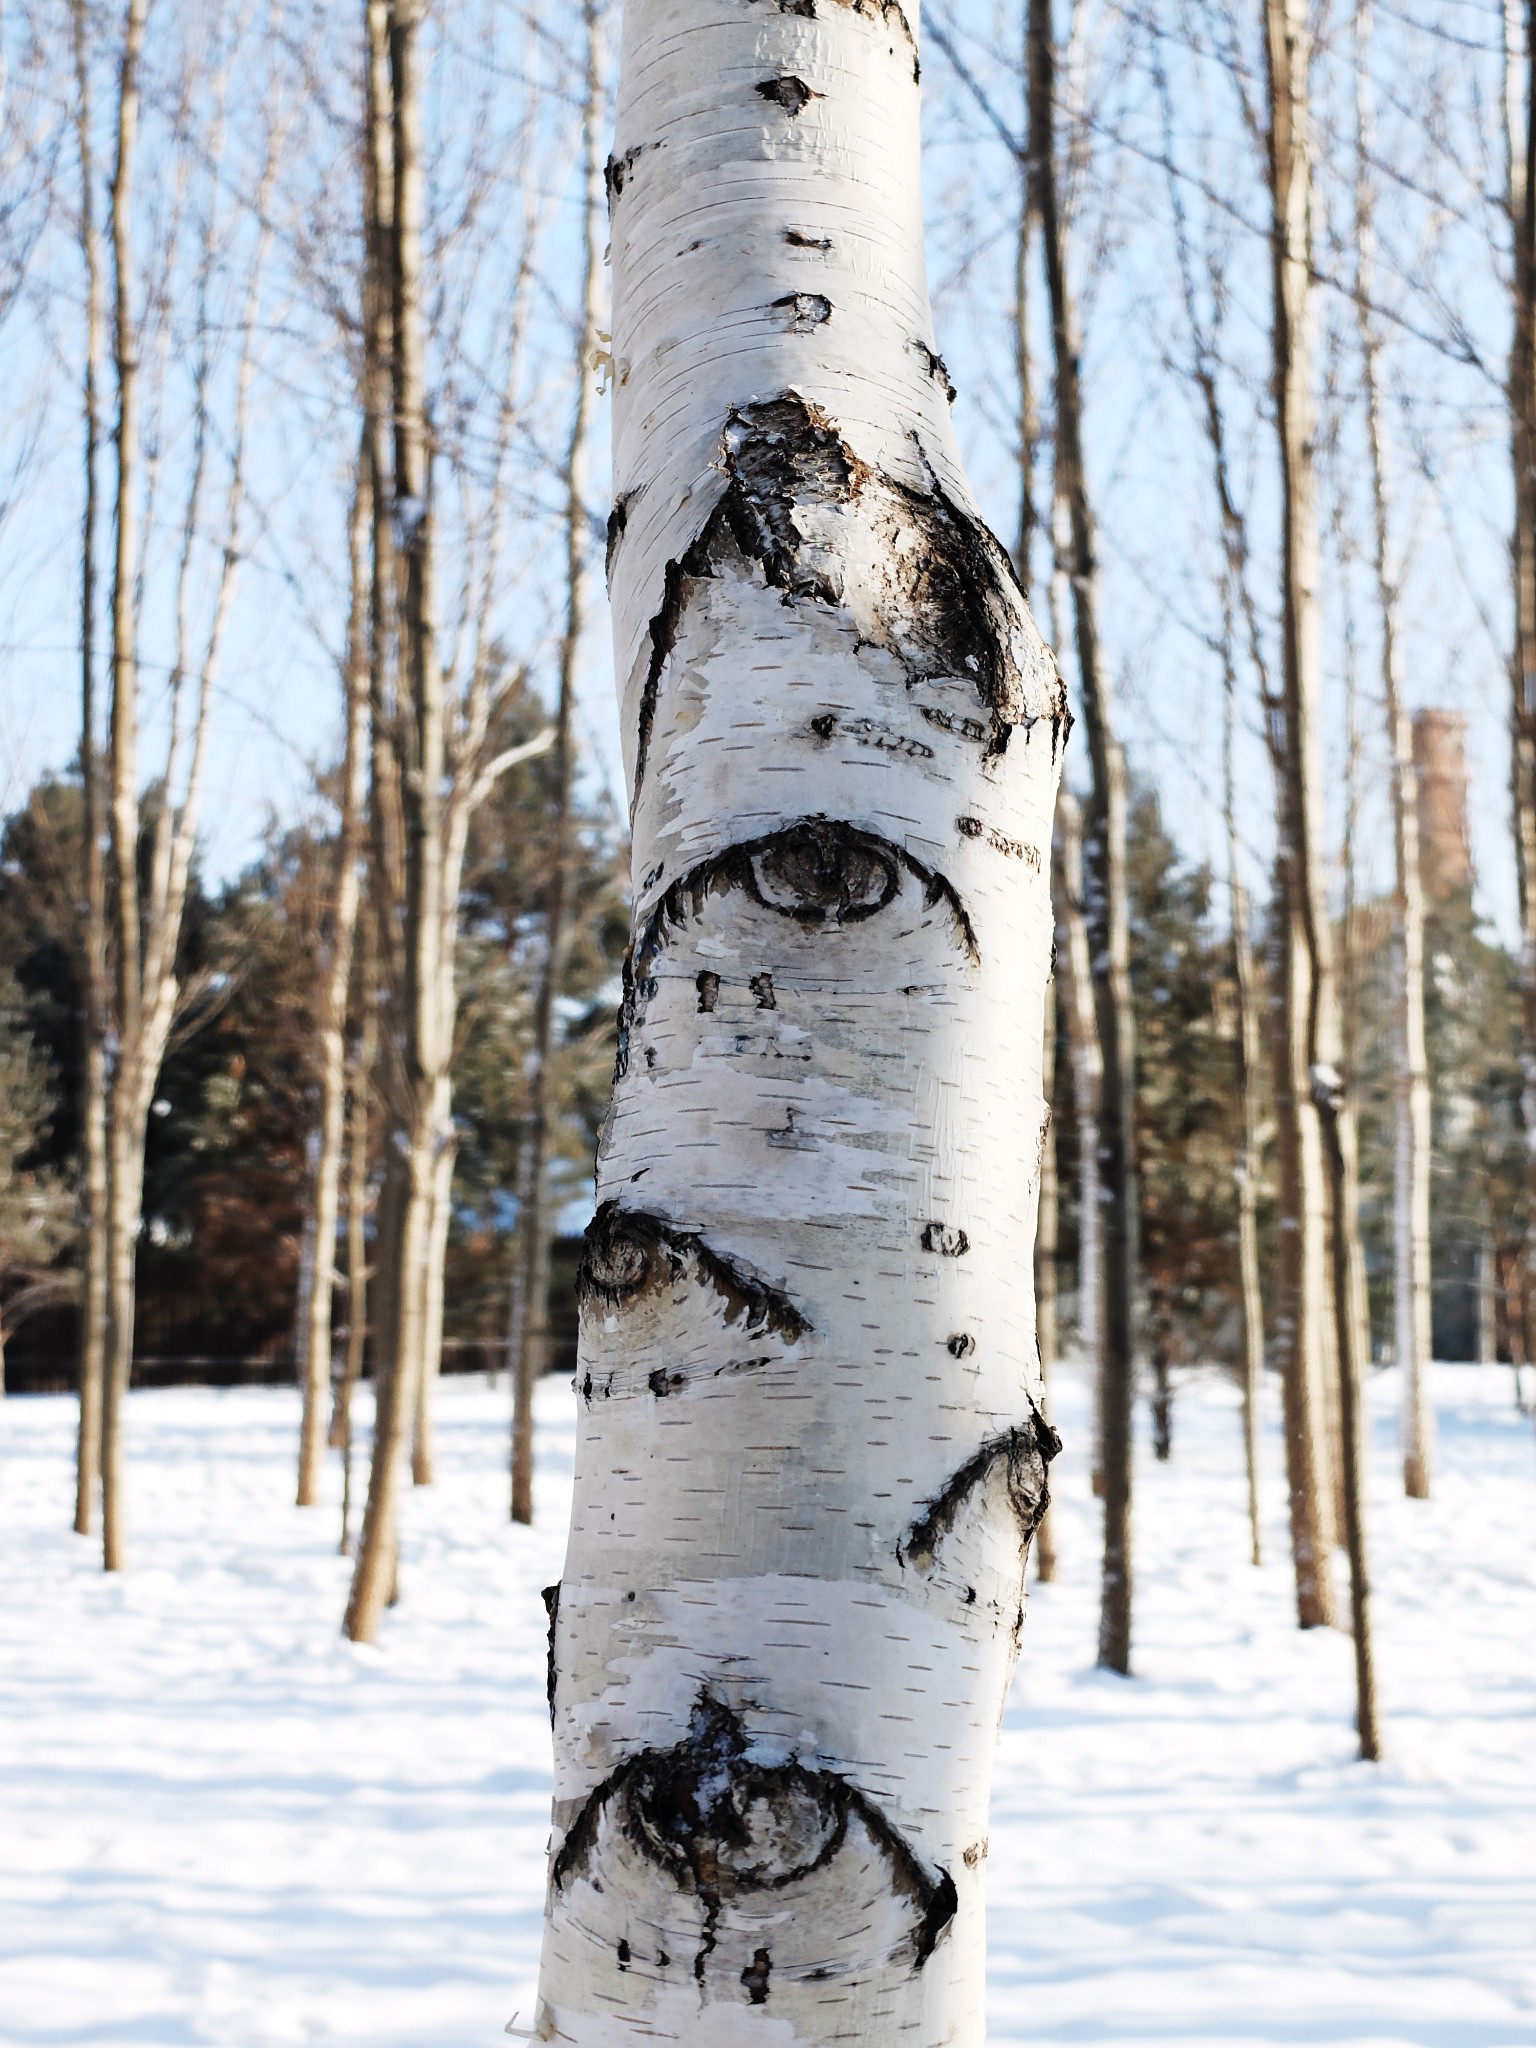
552, 1694, 956, 1973
579, 1201, 810, 1342
632, 392, 1059, 796
901, 1407, 1062, 1568
541, 0, 1062, 2033
614, 817, 979, 1074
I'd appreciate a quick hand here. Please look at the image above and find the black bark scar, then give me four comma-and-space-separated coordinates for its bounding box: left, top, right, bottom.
613, 818, 977, 1078
632, 391, 1054, 800
579, 1201, 810, 1343
900, 1403, 1063, 1570
541, 1583, 560, 1724
552, 1693, 955, 1974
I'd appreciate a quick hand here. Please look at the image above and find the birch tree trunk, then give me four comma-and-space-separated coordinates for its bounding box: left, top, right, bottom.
297, 456, 371, 1507
72, 0, 109, 1541
345, 0, 448, 1643
1264, 0, 1340, 1631
1054, 787, 1103, 1486
1031, 0, 1136, 1674
1224, 679, 1265, 1567
535, 2, 1065, 2036
335, 918, 376, 1556
1353, 0, 1432, 1499
1506, 0, 1536, 1371
99, 0, 149, 1577
510, 0, 604, 1526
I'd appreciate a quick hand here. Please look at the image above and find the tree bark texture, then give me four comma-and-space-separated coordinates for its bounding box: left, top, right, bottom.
510, 0, 604, 1526
535, 4, 1066, 2038
1031, 0, 1136, 1674
1264, 0, 1341, 1631
298, 456, 371, 1507
72, 0, 109, 1540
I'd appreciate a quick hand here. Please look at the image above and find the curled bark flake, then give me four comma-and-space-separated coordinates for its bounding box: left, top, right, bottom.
900, 1406, 1063, 1571
542, 1582, 560, 1724
774, 290, 832, 330
757, 74, 821, 114
553, 1694, 954, 1974
910, 339, 957, 403
579, 1202, 809, 1342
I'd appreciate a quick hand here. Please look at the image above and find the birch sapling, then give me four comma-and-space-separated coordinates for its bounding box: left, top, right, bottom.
71, 0, 109, 1539
510, 0, 605, 1526
534, 1, 1065, 2037
1031, 0, 1136, 1671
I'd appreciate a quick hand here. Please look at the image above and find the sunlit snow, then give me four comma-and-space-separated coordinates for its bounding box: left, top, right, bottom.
1, 1363, 1532, 2046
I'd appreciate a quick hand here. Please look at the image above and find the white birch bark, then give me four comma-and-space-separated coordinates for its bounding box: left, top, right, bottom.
1054, 788, 1103, 1466
1353, 0, 1433, 1499
535, 3, 1064, 2038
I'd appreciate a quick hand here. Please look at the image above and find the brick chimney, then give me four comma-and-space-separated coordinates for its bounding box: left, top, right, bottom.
1411, 709, 1473, 900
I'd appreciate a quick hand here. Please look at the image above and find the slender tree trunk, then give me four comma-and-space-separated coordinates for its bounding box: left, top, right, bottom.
1264, 0, 1340, 1631
1035, 928, 1059, 1582
100, 0, 148, 1577
535, 2, 1065, 2034
1032, 0, 1136, 1673
72, 0, 109, 1541
1353, 0, 1432, 1497
411, 1109, 454, 1484
1507, 0, 1536, 1389
1055, 787, 1103, 1487
334, 904, 377, 1553
345, 0, 449, 1643
1224, 681, 1265, 1567
510, 0, 605, 1527
298, 455, 371, 1506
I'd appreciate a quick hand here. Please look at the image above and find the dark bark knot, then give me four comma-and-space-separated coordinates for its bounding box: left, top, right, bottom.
552, 1694, 956, 1976
579, 1201, 809, 1343
900, 1406, 1063, 1572
911, 339, 957, 403
757, 74, 820, 115
613, 820, 978, 1076
921, 1220, 970, 1257
632, 390, 1050, 799
774, 291, 832, 330
542, 1582, 560, 1725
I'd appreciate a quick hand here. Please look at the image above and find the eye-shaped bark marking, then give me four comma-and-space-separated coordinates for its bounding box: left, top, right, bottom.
552, 1694, 956, 1976
774, 290, 832, 330
613, 819, 979, 1075
579, 1201, 810, 1343
633, 391, 1054, 796
899, 1405, 1063, 1571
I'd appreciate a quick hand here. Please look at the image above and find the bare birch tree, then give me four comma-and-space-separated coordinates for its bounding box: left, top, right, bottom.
510, 0, 605, 1527
1263, 0, 1342, 1631
70, 0, 109, 1539
296, 454, 371, 1508
1055, 783, 1104, 1486
534, 0, 1065, 2032
1031, 0, 1137, 1673
1353, 0, 1432, 1501
99, 1, 277, 1570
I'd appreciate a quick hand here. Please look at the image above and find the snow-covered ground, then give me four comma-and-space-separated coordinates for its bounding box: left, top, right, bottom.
1, 1362, 1533, 2048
